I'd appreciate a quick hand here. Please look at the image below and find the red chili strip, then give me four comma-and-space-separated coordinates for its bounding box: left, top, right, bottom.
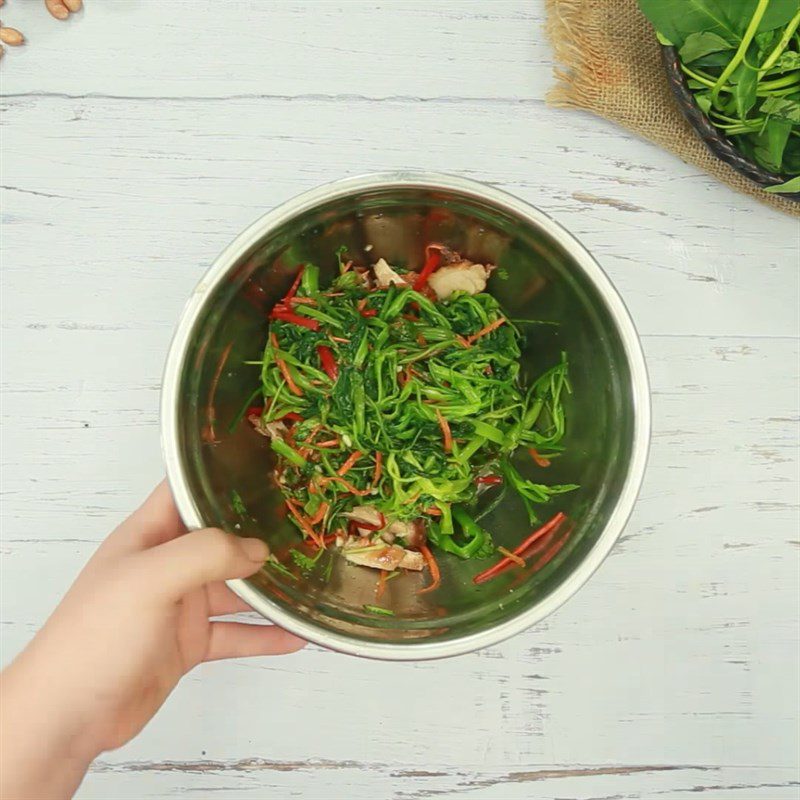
528, 527, 570, 572
282, 265, 305, 305
271, 308, 320, 331
317, 345, 339, 381
412, 249, 442, 292
473, 512, 566, 585
357, 297, 378, 318
476, 474, 503, 485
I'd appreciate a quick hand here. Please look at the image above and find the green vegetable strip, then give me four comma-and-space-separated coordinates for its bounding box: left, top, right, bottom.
245, 251, 576, 559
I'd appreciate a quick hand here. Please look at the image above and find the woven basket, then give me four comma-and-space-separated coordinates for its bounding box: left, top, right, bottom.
661, 45, 800, 203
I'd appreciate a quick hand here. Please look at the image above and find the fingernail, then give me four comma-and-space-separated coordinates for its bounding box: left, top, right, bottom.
240, 537, 270, 562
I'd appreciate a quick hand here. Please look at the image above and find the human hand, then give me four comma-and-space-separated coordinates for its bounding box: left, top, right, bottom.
0, 481, 305, 800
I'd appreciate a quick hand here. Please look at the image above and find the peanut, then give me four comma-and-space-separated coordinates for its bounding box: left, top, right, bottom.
64, 0, 83, 10
45, 1, 69, 20
0, 26, 23, 46
0, 44, 4, 60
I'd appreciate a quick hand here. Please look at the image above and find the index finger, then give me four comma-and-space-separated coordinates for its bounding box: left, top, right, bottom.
100, 480, 187, 558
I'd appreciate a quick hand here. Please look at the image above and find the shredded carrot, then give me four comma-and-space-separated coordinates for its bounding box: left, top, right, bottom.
318, 475, 372, 496
203, 340, 234, 443
372, 451, 383, 485
424, 506, 442, 516
455, 335, 471, 349
416, 333, 427, 347
498, 546, 526, 568
529, 448, 551, 468
290, 297, 317, 305
285, 499, 324, 547
281, 265, 305, 305
330, 336, 350, 343
417, 545, 441, 595
466, 317, 506, 344
435, 408, 452, 452
309, 533, 337, 550
315, 438, 340, 448
376, 570, 388, 601
308, 502, 329, 526
270, 333, 303, 396
337, 450, 363, 476
302, 423, 323, 445
473, 512, 566, 585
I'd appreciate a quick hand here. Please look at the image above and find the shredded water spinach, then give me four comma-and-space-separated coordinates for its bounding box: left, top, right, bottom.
242, 245, 577, 589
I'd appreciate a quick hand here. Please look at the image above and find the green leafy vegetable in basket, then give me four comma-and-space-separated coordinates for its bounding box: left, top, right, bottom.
639, 0, 800, 187
238, 246, 577, 592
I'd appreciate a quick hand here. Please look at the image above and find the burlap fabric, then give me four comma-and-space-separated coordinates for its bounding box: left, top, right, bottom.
545, 0, 799, 218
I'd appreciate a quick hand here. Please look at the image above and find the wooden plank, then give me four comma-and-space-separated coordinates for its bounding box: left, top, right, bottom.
0, 0, 546, 100
78, 761, 800, 799
2, 96, 797, 341
2, 337, 797, 787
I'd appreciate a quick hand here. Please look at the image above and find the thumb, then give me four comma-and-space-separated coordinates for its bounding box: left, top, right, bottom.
134, 528, 269, 600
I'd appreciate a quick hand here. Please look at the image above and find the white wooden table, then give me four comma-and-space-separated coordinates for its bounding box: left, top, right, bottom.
2, 2, 798, 798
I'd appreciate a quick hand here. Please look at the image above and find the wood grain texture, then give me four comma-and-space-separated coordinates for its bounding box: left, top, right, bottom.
1, 2, 798, 799
1, 1, 547, 100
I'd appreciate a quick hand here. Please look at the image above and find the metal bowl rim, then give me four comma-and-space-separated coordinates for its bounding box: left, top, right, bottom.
160, 170, 651, 660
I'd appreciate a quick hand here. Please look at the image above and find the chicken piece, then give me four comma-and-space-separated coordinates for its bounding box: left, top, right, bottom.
373, 258, 408, 288
250, 416, 287, 440
399, 549, 425, 571
428, 261, 489, 300
344, 544, 405, 571
344, 505, 387, 538
343, 544, 425, 572
386, 519, 426, 548
344, 506, 385, 529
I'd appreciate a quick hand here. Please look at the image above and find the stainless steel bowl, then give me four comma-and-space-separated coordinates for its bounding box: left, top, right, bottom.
161, 172, 650, 660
